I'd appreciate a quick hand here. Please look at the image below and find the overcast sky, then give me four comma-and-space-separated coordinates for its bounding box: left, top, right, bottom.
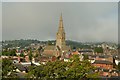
2, 2, 118, 43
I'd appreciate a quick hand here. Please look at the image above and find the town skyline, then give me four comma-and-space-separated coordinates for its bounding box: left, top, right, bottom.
2, 2, 118, 43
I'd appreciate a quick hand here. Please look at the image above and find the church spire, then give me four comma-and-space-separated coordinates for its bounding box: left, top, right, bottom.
60, 13, 62, 21
56, 14, 66, 49
58, 13, 64, 32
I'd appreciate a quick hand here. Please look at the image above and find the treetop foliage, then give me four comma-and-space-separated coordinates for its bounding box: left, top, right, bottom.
27, 55, 99, 79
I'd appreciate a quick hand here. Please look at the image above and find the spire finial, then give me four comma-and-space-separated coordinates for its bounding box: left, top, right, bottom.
59, 13, 63, 28
60, 13, 62, 21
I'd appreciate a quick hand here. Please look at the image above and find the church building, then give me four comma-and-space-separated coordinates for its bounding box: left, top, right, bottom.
43, 14, 70, 58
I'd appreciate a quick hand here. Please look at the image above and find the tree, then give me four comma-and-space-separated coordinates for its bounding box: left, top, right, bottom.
26, 65, 45, 79
0, 59, 2, 79
43, 60, 67, 78
2, 59, 18, 78
83, 54, 89, 60
2, 49, 16, 56
27, 55, 99, 79
47, 40, 52, 45
65, 55, 98, 79
94, 47, 103, 53
9, 49, 16, 56
20, 53, 25, 57
29, 50, 33, 65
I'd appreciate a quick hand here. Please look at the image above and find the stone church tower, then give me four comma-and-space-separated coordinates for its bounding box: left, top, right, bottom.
43, 14, 70, 57
56, 14, 66, 49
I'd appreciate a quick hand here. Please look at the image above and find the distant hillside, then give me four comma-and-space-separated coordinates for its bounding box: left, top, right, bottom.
2, 39, 45, 49
66, 40, 91, 49
2, 39, 117, 49
2, 39, 92, 49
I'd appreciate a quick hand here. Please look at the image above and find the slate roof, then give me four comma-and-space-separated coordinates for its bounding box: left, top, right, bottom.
14, 63, 28, 72
43, 45, 70, 56
93, 60, 113, 65
43, 50, 55, 55
42, 46, 55, 56
44, 45, 55, 50
89, 55, 97, 58
98, 55, 109, 58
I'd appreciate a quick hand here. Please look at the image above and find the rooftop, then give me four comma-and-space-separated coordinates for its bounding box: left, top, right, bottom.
93, 60, 113, 65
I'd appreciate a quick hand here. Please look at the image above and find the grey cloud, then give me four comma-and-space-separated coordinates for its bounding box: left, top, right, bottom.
2, 2, 118, 43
